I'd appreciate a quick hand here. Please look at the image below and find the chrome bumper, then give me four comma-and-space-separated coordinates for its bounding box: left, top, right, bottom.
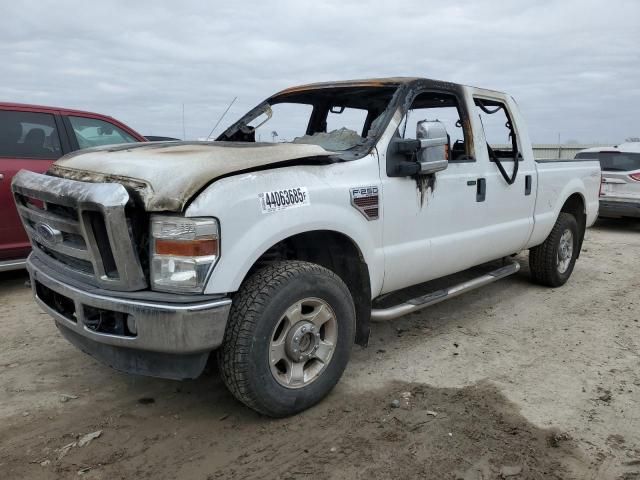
27, 256, 231, 379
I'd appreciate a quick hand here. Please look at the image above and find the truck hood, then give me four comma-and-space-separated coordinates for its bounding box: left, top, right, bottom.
50, 141, 334, 211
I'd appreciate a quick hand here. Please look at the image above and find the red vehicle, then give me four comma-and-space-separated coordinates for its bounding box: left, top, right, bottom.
0, 103, 146, 271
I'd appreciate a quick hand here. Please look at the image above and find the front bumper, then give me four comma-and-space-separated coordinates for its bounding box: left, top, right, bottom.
27, 256, 231, 380
599, 199, 640, 218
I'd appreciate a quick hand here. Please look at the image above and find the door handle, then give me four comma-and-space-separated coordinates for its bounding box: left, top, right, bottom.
0, 173, 4, 181
476, 178, 486, 202
525, 175, 532, 195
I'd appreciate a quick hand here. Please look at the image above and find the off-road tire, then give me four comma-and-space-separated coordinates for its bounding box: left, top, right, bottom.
529, 212, 579, 287
217, 260, 355, 417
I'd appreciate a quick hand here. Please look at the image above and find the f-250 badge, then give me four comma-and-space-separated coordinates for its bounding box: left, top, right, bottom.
350, 186, 379, 220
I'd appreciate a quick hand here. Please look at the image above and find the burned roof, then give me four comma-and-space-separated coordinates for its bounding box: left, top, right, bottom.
275, 77, 421, 95
273, 76, 506, 98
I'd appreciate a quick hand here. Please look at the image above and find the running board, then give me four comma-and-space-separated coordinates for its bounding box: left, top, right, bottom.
370, 260, 520, 322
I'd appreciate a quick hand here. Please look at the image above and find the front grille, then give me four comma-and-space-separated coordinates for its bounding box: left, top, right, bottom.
36, 241, 95, 274
12, 170, 147, 291
84, 211, 118, 277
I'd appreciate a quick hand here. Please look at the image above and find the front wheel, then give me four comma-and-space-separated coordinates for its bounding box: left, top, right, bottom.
529, 212, 580, 287
217, 261, 355, 417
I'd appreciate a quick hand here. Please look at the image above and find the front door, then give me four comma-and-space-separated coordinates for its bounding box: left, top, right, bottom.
379, 90, 493, 294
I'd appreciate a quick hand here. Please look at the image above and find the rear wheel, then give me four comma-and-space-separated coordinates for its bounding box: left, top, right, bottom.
217, 261, 355, 417
529, 212, 579, 287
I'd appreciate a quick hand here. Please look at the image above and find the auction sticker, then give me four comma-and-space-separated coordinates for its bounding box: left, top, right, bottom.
259, 187, 310, 213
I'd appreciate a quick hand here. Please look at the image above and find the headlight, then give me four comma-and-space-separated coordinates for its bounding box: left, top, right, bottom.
150, 215, 219, 293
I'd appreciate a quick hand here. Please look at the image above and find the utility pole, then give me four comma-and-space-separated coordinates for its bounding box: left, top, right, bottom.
557, 132, 561, 158
182, 103, 186, 141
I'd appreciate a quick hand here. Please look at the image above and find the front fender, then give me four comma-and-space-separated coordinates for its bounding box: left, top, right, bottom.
185, 160, 384, 296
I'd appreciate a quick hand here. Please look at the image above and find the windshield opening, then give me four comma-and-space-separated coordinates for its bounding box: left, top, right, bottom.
217, 86, 399, 155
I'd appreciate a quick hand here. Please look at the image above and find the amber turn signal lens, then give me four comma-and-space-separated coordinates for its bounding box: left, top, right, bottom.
155, 238, 218, 257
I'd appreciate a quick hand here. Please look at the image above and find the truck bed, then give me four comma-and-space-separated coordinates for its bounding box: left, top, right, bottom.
536, 158, 597, 163
526, 159, 601, 248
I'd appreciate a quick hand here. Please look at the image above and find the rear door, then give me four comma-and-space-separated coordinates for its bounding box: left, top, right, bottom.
0, 108, 67, 260
469, 91, 536, 256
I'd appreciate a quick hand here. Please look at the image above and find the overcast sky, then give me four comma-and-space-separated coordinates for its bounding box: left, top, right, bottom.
2, 0, 638, 144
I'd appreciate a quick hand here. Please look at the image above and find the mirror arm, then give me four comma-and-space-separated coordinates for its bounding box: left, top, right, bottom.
419, 159, 448, 174
395, 161, 421, 176
395, 139, 421, 154
393, 158, 449, 176
418, 138, 448, 149
394, 138, 447, 155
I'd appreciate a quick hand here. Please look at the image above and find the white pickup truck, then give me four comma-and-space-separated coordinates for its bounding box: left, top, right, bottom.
12, 77, 600, 417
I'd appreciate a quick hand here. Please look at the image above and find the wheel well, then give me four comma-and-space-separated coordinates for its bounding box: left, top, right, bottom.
560, 193, 586, 255
246, 230, 371, 346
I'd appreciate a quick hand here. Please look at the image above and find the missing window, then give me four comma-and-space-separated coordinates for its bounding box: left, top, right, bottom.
473, 98, 519, 161
399, 92, 473, 161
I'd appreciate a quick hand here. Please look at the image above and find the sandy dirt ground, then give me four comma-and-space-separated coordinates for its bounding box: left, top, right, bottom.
1, 218, 639, 480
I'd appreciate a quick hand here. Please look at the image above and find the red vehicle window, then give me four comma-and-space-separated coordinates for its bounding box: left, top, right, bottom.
0, 110, 62, 159
68, 116, 138, 149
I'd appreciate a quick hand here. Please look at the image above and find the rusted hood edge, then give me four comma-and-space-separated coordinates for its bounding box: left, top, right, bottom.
49, 165, 159, 208
49, 142, 335, 211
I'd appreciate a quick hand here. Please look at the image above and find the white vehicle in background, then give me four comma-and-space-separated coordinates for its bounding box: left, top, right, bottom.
576, 142, 640, 218
13, 77, 601, 417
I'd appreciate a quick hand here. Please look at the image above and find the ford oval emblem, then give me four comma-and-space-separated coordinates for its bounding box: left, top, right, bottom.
35, 223, 63, 245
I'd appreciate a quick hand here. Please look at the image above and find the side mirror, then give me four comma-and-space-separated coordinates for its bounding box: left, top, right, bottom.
415, 120, 449, 174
